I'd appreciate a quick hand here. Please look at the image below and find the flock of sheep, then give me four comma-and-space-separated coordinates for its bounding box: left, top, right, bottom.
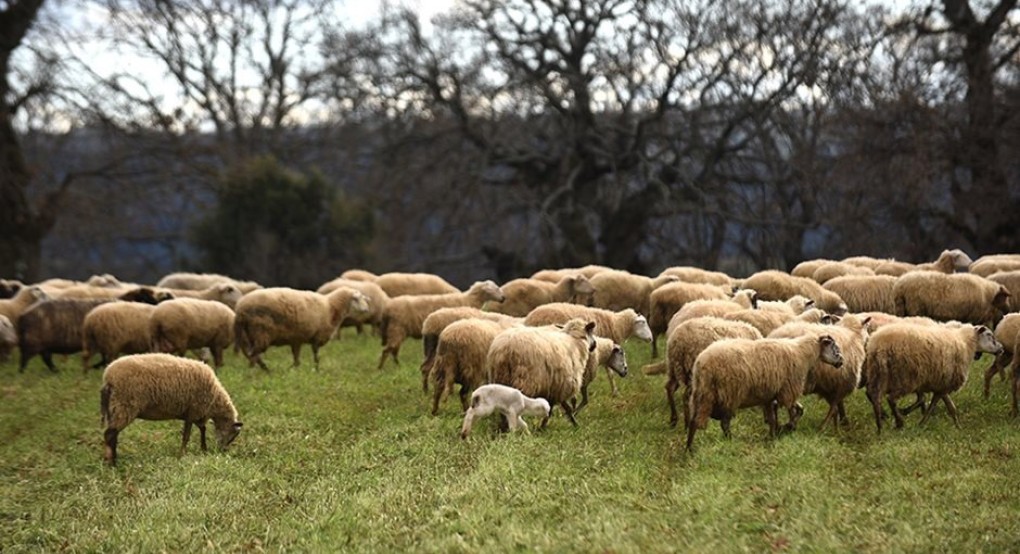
3, 247, 1020, 463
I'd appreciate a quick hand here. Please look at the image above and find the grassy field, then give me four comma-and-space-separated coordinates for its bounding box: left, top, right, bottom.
2, 331, 1020, 553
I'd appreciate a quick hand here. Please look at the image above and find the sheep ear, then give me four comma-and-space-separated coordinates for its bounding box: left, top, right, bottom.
584, 321, 596, 333
804, 299, 816, 307
820, 335, 834, 345
234, 422, 243, 429
861, 316, 872, 327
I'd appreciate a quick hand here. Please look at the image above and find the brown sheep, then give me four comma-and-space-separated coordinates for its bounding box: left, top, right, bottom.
428, 317, 520, 415
419, 307, 520, 391
822, 275, 897, 314
373, 272, 459, 297
150, 298, 236, 369
81, 302, 159, 372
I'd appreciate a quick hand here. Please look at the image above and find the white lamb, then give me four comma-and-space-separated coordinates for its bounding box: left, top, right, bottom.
459, 384, 551, 439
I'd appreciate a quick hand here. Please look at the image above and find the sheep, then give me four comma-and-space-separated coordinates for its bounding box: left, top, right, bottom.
531, 265, 613, 283
428, 317, 522, 415
915, 249, 973, 273
810, 261, 875, 284
81, 302, 159, 372
0, 314, 16, 363
685, 334, 844, 451
864, 322, 1002, 432
487, 318, 597, 428
150, 298, 236, 369
722, 307, 832, 337
377, 280, 505, 369
17, 289, 168, 373
757, 295, 814, 316
663, 317, 763, 429
100, 353, 243, 465
822, 275, 898, 314
985, 270, 1020, 312
156, 272, 261, 294
459, 384, 551, 439
841, 256, 894, 271
768, 313, 871, 430
316, 277, 390, 336
740, 270, 848, 315
523, 303, 652, 348
0, 285, 48, 326
982, 313, 1020, 398
873, 260, 917, 277
970, 256, 1020, 278
0, 278, 23, 299
588, 271, 677, 316
487, 275, 595, 317
575, 337, 629, 411
234, 286, 371, 371
893, 272, 1010, 327
155, 283, 244, 309
790, 259, 833, 279
657, 266, 735, 288
419, 307, 521, 391
373, 272, 459, 297
647, 282, 731, 357
340, 269, 378, 282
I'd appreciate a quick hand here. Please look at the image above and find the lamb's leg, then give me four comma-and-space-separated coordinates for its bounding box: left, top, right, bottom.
459, 407, 477, 439
560, 401, 578, 427
781, 402, 804, 432
681, 386, 693, 430
516, 416, 530, 435
104, 428, 120, 466
430, 371, 451, 416
605, 368, 619, 396
252, 353, 270, 372
181, 421, 193, 454
665, 373, 681, 428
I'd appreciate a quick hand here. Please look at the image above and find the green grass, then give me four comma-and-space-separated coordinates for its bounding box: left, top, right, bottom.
2, 333, 1020, 552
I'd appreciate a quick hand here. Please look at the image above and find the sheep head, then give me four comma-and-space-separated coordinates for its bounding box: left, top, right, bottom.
819, 335, 843, 368
571, 275, 596, 296
213, 418, 243, 450
471, 280, 505, 303
975, 325, 1004, 358
631, 313, 653, 342
607, 344, 628, 377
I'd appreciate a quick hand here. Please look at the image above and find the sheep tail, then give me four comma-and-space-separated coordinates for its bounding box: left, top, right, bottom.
100, 383, 112, 428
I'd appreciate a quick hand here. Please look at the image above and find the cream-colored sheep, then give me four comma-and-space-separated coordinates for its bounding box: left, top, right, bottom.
589, 271, 678, 317
657, 266, 734, 288
757, 295, 814, 315
523, 303, 652, 347
487, 275, 595, 317
81, 302, 159, 372
790, 259, 833, 279
156, 272, 261, 293
663, 317, 763, 429
530, 265, 613, 283
419, 307, 520, 391
893, 272, 1010, 327
316, 277, 390, 336
873, 259, 918, 276
769, 313, 871, 430
377, 280, 505, 369
915, 249, 973, 273
0, 285, 48, 326
373, 272, 459, 297
685, 334, 844, 451
428, 317, 521, 415
459, 384, 551, 439
722, 307, 831, 336
234, 286, 370, 370
970, 256, 1020, 278
983, 313, 1020, 399
647, 281, 731, 357
985, 270, 1020, 312
576, 337, 628, 411
841, 256, 894, 271
822, 275, 897, 314
665, 290, 758, 335
864, 322, 1002, 432
100, 353, 242, 465
487, 318, 596, 428
340, 269, 379, 282
0, 278, 24, 299
811, 261, 875, 284
156, 283, 244, 309
150, 298, 236, 369
740, 270, 847, 315
0, 314, 16, 363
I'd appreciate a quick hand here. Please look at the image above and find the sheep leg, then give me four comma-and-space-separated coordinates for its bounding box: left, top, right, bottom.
181, 421, 193, 455
650, 336, 658, 359
459, 385, 471, 412
867, 388, 884, 434
560, 401, 579, 427
515, 416, 530, 434
575, 386, 590, 413
685, 401, 711, 452
665, 374, 681, 428
41, 352, 58, 373
81, 352, 92, 374
1011, 367, 1020, 418
290, 344, 302, 368
430, 371, 451, 416
818, 402, 839, 432
681, 386, 693, 430
780, 402, 804, 433
985, 357, 1003, 398
901, 393, 926, 415
605, 368, 619, 396
763, 404, 778, 438
940, 395, 961, 428
104, 428, 120, 466
887, 396, 905, 429
720, 417, 732, 438
211, 346, 224, 369
837, 401, 849, 427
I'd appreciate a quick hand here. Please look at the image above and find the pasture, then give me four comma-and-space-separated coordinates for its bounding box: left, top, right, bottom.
2, 332, 1019, 552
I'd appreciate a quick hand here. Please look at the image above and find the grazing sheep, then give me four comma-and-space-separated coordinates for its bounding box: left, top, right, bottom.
769, 314, 871, 430
420, 307, 520, 391
647, 282, 731, 357
864, 323, 1002, 432
970, 256, 1020, 278
234, 286, 371, 371
985, 270, 1020, 312
811, 261, 875, 284
150, 298, 236, 369
157, 272, 261, 294
757, 295, 814, 316
722, 307, 831, 336
459, 384, 551, 439
100, 353, 243, 465
663, 317, 763, 428
377, 280, 505, 369
0, 314, 16, 363
487, 275, 595, 317
156, 283, 244, 309
340, 269, 379, 282
18, 290, 167, 373
523, 303, 652, 347
983, 313, 1020, 398
428, 317, 521, 415
316, 277, 390, 336
487, 318, 597, 428
740, 270, 848, 315
790, 259, 833, 279
576, 337, 629, 411
0, 285, 48, 326
588, 271, 678, 317
657, 266, 735, 288
893, 272, 1010, 327
685, 334, 844, 451
373, 272, 459, 297
81, 302, 159, 372
0, 279, 23, 299
822, 275, 898, 314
